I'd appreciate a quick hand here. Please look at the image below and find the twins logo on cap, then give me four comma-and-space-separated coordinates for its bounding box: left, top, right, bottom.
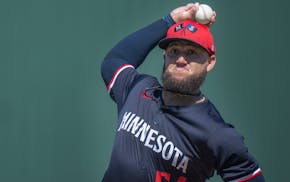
174, 24, 197, 33
174, 24, 184, 32
186, 24, 197, 33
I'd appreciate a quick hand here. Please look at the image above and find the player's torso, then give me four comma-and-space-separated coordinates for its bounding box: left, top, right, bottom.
103, 79, 219, 182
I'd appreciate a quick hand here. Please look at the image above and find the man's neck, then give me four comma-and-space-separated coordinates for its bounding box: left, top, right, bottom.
162, 90, 205, 106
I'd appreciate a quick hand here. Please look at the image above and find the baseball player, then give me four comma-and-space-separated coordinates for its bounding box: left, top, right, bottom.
101, 3, 265, 182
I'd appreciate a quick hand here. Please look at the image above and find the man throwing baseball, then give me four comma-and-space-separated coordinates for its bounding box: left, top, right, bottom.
101, 2, 265, 182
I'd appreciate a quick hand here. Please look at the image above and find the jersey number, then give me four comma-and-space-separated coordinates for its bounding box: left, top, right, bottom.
155, 171, 187, 182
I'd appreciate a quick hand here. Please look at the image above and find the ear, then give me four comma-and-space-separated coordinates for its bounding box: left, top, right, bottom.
206, 55, 216, 72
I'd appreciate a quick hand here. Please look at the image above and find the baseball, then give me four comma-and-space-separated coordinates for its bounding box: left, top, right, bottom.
195, 4, 214, 24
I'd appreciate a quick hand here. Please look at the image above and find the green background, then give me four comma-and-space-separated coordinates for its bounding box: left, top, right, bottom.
1, 0, 289, 181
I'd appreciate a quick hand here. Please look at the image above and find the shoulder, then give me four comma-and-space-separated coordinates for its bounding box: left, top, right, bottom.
209, 123, 246, 151
130, 74, 160, 91
204, 100, 247, 154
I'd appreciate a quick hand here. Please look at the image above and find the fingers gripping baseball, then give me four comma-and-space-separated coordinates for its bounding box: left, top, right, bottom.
170, 2, 216, 26
170, 3, 199, 23
207, 11, 216, 26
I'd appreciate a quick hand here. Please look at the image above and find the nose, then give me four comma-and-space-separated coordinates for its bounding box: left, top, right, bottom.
175, 56, 187, 67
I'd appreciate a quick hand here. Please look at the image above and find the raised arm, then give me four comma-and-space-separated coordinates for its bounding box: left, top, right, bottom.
100, 3, 213, 106
101, 3, 202, 89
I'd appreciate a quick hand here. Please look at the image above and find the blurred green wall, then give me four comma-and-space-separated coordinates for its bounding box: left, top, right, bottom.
1, 0, 289, 181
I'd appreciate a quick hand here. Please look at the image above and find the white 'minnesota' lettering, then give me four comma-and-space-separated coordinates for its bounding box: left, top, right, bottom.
118, 112, 190, 174
144, 129, 158, 148
172, 147, 183, 167
162, 141, 174, 160
117, 112, 131, 131
127, 117, 144, 134
177, 156, 189, 174
153, 135, 166, 153
135, 122, 151, 142
124, 113, 136, 130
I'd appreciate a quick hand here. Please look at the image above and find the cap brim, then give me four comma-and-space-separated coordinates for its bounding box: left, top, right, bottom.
158, 38, 190, 49
158, 37, 206, 51
158, 37, 212, 56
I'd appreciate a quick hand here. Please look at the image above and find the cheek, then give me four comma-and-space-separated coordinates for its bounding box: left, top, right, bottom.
165, 64, 175, 72
189, 63, 207, 74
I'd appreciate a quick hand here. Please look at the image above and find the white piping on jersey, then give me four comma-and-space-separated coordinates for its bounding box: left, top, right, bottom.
107, 64, 134, 93
228, 168, 262, 182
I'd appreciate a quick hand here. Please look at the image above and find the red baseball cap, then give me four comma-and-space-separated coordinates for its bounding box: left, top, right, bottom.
159, 19, 216, 56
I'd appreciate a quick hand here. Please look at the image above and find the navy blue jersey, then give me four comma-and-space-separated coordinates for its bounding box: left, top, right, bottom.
101, 17, 264, 182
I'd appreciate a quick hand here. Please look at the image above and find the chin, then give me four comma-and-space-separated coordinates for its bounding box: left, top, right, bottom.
171, 75, 187, 82
170, 71, 191, 80
162, 67, 207, 95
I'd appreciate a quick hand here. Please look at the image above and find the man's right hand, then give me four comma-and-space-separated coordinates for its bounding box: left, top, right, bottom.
170, 2, 216, 26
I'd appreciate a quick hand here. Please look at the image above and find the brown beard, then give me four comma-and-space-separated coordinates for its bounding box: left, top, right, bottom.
162, 68, 207, 95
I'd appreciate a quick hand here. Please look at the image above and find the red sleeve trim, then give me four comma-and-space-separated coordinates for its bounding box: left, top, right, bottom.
107, 64, 134, 93
229, 168, 262, 182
